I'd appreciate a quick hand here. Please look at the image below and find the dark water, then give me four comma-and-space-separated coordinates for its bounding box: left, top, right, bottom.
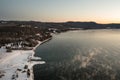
34, 30, 120, 80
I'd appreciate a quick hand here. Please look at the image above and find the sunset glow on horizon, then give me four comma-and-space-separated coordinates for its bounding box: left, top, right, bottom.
0, 0, 120, 24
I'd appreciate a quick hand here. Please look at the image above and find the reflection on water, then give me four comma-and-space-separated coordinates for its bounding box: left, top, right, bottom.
34, 29, 120, 80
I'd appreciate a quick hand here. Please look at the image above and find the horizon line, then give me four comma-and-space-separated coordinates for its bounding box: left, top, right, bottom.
1, 19, 120, 24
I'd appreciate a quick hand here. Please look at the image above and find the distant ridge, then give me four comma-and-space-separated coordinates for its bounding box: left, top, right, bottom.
0, 20, 120, 29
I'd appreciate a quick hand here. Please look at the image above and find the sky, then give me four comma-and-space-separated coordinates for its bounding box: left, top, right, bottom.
0, 0, 120, 23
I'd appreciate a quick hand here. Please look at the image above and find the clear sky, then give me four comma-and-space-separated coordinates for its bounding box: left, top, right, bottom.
0, 0, 120, 23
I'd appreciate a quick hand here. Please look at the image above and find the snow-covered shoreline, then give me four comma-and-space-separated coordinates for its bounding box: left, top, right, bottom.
0, 38, 51, 80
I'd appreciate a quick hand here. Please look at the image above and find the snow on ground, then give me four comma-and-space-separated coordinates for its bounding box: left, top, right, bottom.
0, 41, 45, 80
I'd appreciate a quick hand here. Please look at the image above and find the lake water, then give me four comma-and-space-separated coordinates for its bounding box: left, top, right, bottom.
34, 29, 120, 80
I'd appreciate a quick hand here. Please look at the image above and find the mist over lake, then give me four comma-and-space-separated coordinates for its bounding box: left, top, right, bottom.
34, 29, 120, 80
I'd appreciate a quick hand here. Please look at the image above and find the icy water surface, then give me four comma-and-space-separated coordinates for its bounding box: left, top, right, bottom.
34, 30, 120, 80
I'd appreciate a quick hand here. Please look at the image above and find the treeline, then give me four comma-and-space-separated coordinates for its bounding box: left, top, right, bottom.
1, 21, 120, 29
0, 25, 52, 48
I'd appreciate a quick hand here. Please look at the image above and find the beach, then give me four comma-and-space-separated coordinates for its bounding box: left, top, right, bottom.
0, 41, 45, 80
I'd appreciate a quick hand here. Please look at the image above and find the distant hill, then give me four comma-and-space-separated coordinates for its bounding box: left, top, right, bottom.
1, 20, 120, 29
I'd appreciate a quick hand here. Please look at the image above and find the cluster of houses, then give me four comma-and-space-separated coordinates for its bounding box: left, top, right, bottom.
0, 22, 52, 52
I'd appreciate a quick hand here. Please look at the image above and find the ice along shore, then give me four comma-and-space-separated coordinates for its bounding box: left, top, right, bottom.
0, 38, 51, 80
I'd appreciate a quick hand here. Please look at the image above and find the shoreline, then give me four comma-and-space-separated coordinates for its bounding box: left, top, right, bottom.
30, 37, 52, 80
29, 41, 43, 80
0, 37, 52, 80
30, 38, 52, 80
